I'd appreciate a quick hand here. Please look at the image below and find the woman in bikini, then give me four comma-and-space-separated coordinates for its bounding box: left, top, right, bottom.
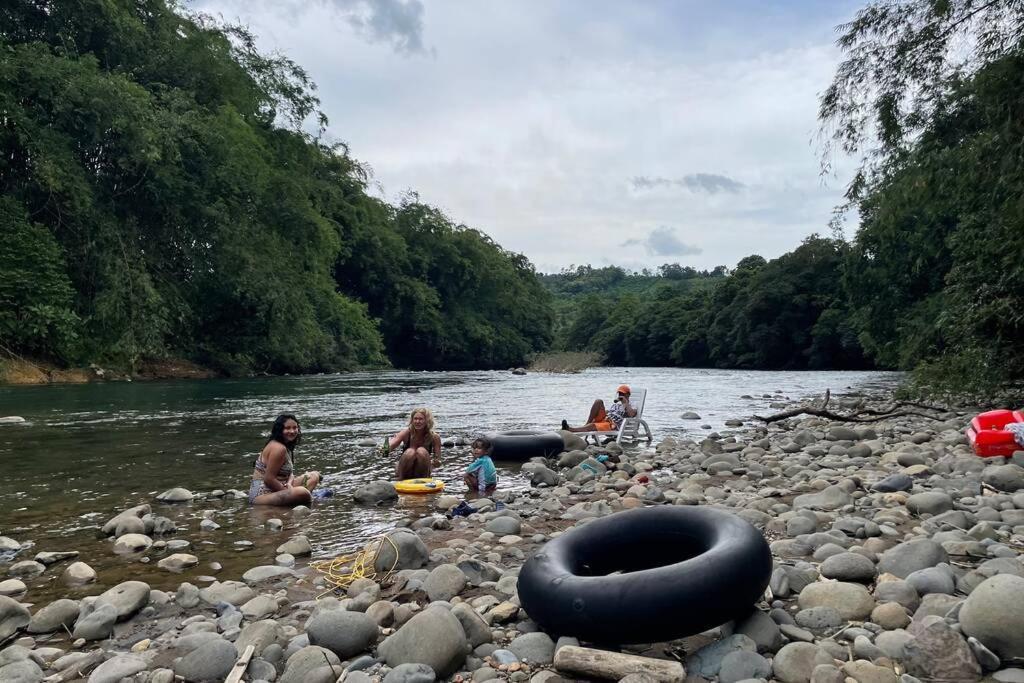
386, 407, 442, 480
248, 414, 321, 506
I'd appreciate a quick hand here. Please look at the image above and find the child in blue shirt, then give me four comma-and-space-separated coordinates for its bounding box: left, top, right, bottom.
464, 436, 498, 495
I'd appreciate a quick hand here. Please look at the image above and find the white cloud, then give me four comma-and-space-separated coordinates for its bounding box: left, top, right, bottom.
188, 0, 861, 271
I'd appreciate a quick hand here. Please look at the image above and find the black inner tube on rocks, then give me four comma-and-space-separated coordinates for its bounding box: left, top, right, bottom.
487, 430, 564, 461
518, 506, 772, 644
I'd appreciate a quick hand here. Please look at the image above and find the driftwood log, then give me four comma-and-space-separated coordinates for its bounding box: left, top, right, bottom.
754, 389, 948, 424
554, 645, 685, 682
45, 649, 107, 682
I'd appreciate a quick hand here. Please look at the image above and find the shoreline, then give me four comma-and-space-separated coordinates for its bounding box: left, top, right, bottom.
2, 387, 1023, 682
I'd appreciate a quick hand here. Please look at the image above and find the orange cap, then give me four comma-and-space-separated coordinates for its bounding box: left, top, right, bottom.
617, 384, 631, 395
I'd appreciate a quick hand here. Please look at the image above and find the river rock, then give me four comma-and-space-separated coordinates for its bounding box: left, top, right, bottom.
276, 535, 312, 556
200, 580, 256, 606
112, 533, 153, 554
157, 553, 198, 571
354, 481, 398, 504
241, 595, 279, 619
279, 646, 341, 683
95, 580, 151, 620
307, 609, 378, 659
0, 579, 26, 596
156, 487, 194, 502
792, 485, 852, 511
557, 430, 587, 452
378, 606, 468, 677
877, 539, 948, 578
451, 602, 491, 647
374, 530, 429, 572
424, 564, 467, 602
60, 561, 96, 587
34, 551, 78, 566
798, 581, 875, 620
871, 473, 913, 493
88, 654, 148, 683
719, 650, 772, 683
174, 637, 238, 682
384, 663, 436, 683
235, 619, 284, 656
0, 595, 30, 641
772, 642, 832, 683
0, 658, 43, 683
827, 426, 859, 441
820, 552, 877, 583
27, 599, 79, 633
906, 492, 954, 516
906, 563, 955, 595
982, 464, 1024, 492
508, 632, 555, 664
72, 602, 117, 640
959, 574, 1024, 659
8, 561, 44, 577
686, 635, 757, 677
242, 565, 295, 585
0, 536, 21, 552
0, 416, 26, 424
101, 504, 150, 536
904, 616, 982, 681
735, 608, 783, 653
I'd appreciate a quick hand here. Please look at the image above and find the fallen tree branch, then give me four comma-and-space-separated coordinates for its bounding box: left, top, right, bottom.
754, 407, 947, 424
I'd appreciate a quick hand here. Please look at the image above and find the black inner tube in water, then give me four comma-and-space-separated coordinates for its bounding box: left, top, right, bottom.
517, 506, 772, 643
487, 430, 564, 461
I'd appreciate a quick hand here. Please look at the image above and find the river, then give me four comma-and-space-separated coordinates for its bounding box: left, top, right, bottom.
0, 367, 897, 599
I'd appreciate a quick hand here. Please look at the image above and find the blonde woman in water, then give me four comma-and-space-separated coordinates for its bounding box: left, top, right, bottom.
385, 407, 442, 479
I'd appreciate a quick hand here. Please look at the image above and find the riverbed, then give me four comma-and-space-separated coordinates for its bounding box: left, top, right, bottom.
0, 367, 897, 599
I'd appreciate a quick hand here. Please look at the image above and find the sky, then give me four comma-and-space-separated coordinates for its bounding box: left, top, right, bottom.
189, 0, 864, 273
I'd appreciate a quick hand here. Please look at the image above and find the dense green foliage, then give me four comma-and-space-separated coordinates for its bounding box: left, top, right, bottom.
547, 243, 869, 370
0, 0, 552, 374
822, 0, 1024, 397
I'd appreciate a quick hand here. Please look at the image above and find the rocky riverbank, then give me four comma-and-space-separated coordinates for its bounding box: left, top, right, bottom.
1, 391, 1023, 683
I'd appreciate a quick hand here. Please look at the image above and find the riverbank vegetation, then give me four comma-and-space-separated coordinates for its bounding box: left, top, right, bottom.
1, 0, 1022, 399
0, 0, 551, 376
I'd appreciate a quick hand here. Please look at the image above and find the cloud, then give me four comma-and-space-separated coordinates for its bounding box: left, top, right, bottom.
631, 173, 745, 194
622, 227, 703, 257
340, 0, 426, 55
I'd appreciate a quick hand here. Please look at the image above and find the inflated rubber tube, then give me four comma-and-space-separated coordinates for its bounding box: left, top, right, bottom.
518, 506, 772, 643
393, 478, 445, 494
487, 430, 564, 461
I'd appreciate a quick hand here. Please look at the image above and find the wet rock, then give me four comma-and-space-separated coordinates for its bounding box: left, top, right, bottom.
72, 602, 117, 640
279, 646, 341, 683
0, 536, 22, 552
156, 487, 194, 502
904, 616, 982, 682
95, 580, 150, 620
877, 539, 949, 578
236, 619, 285, 657
100, 504, 150, 536
798, 581, 875, 620
241, 595, 279, 620
374, 530, 429, 573
112, 533, 153, 554
680, 411, 701, 420
424, 564, 467, 602
354, 481, 398, 504
277, 535, 312, 557
8, 561, 44, 577
88, 654, 148, 683
0, 595, 30, 641
0, 658, 43, 683
242, 565, 295, 585
0, 579, 26, 596
33, 551, 78, 566
174, 637, 238, 682
200, 580, 256, 606
378, 606, 468, 677
959, 574, 1024, 660
557, 431, 587, 452
60, 561, 96, 586
306, 609, 378, 659
157, 553, 198, 571
27, 598, 79, 633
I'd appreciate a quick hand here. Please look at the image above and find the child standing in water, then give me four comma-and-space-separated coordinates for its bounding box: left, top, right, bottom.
464, 436, 498, 495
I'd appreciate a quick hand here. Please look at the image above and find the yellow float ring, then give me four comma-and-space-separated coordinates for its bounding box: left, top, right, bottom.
394, 478, 445, 494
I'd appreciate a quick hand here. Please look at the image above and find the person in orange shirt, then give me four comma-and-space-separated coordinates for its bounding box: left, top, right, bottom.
561, 384, 637, 433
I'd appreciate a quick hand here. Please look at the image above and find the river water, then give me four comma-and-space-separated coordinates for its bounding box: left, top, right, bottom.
0, 367, 897, 599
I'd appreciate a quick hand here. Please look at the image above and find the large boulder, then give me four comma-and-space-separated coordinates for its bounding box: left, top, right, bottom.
877, 539, 948, 578
100, 504, 150, 536
798, 582, 875, 620
277, 535, 313, 556
904, 616, 982, 682
95, 581, 151, 620
772, 642, 832, 683
557, 430, 587, 452
62, 562, 97, 586
423, 564, 467, 602
306, 609, 379, 659
72, 602, 117, 640
156, 487, 194, 502
27, 599, 79, 633
982, 464, 1024, 492
235, 619, 285, 657
112, 533, 153, 554
242, 565, 295, 585
378, 606, 468, 677
959, 574, 1024, 660
374, 530, 429, 573
88, 654, 148, 683
174, 638, 238, 682
0, 595, 30, 641
279, 646, 341, 683
199, 580, 256, 606
354, 481, 398, 505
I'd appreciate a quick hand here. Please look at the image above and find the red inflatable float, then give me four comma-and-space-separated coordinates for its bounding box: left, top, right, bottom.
966, 409, 1024, 457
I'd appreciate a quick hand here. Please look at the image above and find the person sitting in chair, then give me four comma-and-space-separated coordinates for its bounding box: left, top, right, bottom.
561, 384, 636, 433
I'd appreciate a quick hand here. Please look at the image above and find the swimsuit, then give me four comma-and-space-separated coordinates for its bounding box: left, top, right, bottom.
248, 448, 293, 503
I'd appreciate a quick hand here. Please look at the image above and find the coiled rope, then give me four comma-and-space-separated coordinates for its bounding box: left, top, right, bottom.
308, 533, 401, 598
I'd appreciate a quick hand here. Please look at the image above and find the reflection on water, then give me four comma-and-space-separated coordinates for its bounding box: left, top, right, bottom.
0, 367, 898, 599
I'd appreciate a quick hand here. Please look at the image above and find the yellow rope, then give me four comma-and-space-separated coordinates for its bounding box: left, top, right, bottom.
308, 534, 401, 599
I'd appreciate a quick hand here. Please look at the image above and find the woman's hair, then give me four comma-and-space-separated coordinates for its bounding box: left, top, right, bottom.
471, 436, 493, 454
407, 407, 437, 437
268, 414, 301, 452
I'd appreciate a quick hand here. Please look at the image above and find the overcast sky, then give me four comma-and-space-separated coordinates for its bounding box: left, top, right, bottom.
190, 0, 862, 273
